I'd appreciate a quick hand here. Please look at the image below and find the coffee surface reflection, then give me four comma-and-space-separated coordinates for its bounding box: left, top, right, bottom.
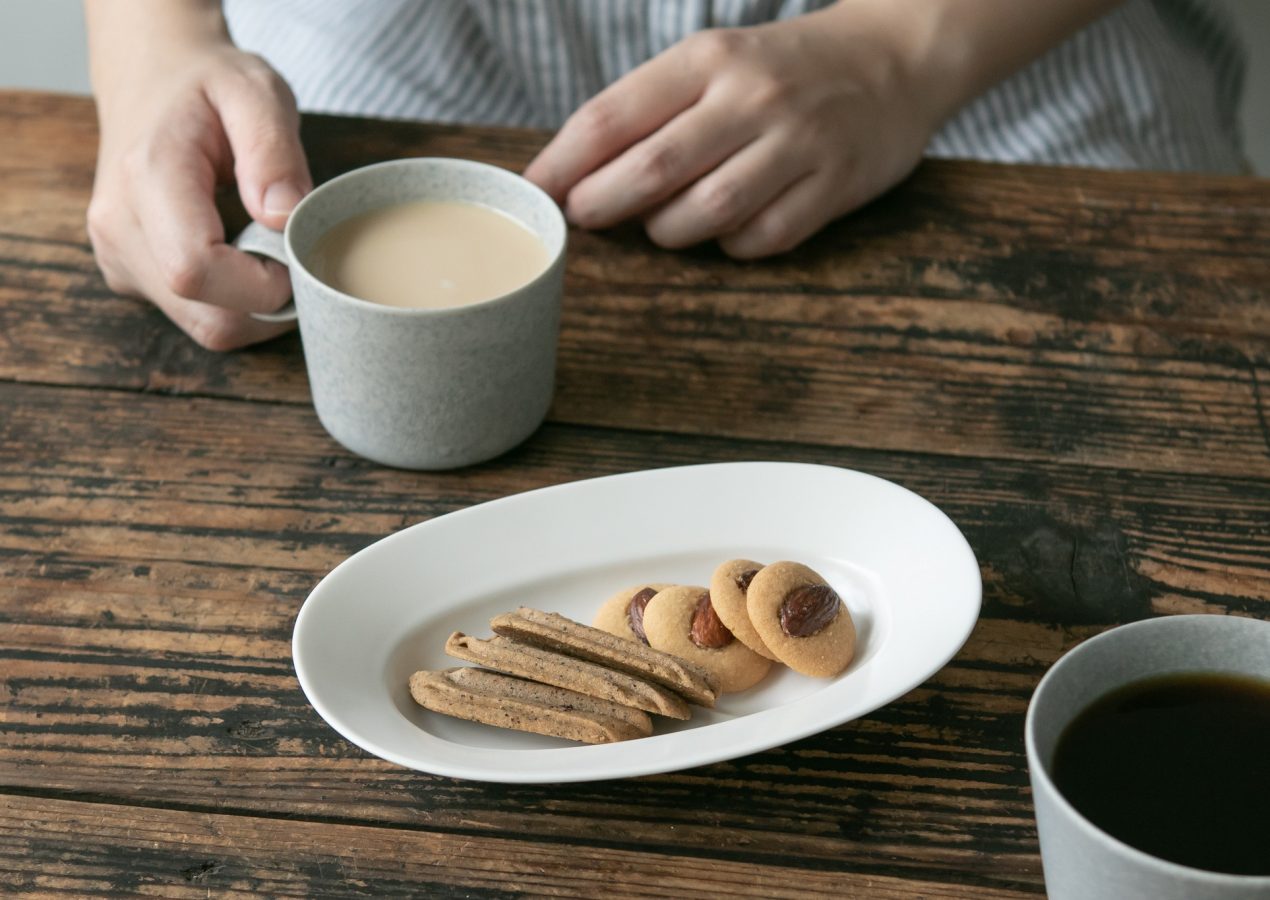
1052, 672, 1270, 876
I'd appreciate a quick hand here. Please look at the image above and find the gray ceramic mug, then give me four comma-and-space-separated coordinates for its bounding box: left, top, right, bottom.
235, 158, 566, 470
1025, 614, 1270, 900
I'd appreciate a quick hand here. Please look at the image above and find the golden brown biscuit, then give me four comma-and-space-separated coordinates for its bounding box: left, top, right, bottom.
409, 668, 651, 743
592, 583, 675, 644
746, 561, 855, 678
445, 631, 690, 719
642, 586, 772, 693
490, 607, 719, 706
708, 559, 777, 661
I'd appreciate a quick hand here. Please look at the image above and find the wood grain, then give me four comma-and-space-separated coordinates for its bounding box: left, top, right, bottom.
2, 381, 1266, 893
0, 795, 1045, 899
2, 93, 1267, 477
2, 90, 1268, 898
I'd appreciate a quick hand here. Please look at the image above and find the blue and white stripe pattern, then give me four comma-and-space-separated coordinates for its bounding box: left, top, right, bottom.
224, 0, 1246, 173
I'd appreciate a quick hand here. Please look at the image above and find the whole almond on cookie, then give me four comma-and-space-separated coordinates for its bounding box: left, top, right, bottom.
709, 559, 777, 660
746, 561, 855, 678
593, 583, 675, 644
642, 586, 771, 693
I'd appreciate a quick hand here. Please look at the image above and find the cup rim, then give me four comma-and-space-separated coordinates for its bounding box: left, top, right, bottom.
282, 156, 567, 318
1024, 614, 1270, 886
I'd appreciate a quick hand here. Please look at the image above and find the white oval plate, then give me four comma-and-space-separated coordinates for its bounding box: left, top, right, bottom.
293, 462, 981, 782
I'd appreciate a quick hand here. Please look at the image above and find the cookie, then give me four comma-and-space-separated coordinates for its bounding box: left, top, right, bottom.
745, 561, 855, 678
593, 583, 675, 644
409, 668, 651, 744
490, 607, 719, 706
641, 585, 772, 693
445, 631, 690, 719
708, 559, 777, 661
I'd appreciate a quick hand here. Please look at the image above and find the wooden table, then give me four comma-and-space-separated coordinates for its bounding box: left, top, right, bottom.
2, 91, 1267, 898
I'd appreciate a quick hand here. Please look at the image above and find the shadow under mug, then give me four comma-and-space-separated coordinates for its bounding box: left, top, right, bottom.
1025, 614, 1270, 900
235, 158, 567, 470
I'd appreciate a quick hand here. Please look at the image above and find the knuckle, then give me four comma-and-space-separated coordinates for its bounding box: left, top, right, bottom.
644, 218, 687, 250
696, 177, 745, 226
84, 199, 115, 250
223, 61, 301, 151
572, 96, 623, 147
799, 112, 841, 150
688, 29, 745, 68
233, 124, 291, 172
724, 213, 797, 259
98, 263, 133, 296
755, 217, 798, 256
633, 140, 681, 187
229, 102, 295, 152
85, 202, 134, 294
746, 77, 795, 113
237, 54, 288, 95
119, 144, 151, 180
159, 248, 208, 300
185, 310, 241, 353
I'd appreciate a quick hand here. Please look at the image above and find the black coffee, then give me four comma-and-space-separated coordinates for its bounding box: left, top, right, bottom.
1051, 672, 1270, 876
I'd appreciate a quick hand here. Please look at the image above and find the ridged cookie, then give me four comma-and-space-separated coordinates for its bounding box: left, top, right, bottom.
490, 607, 719, 706
445, 631, 690, 719
409, 667, 651, 743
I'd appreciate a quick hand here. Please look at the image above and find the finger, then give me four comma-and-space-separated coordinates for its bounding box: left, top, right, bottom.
116, 200, 294, 351
85, 193, 143, 297
151, 290, 296, 352
523, 45, 708, 202
207, 57, 312, 230
562, 99, 760, 230
643, 134, 808, 249
134, 129, 294, 314
719, 172, 841, 259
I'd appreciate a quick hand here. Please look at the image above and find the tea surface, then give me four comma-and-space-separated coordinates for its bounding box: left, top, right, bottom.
309, 200, 550, 309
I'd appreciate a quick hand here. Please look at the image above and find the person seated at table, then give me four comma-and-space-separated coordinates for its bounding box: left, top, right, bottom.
83, 0, 1246, 351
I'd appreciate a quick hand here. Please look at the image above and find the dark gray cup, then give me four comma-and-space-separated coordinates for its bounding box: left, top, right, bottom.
1026, 614, 1270, 900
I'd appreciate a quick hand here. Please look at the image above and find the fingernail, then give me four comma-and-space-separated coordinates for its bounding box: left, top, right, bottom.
263, 182, 303, 217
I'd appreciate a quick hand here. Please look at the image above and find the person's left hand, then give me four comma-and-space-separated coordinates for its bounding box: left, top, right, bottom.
523, 3, 940, 259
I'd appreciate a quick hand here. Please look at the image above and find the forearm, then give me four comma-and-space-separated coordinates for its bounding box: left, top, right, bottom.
85, 0, 231, 116
822, 0, 1126, 128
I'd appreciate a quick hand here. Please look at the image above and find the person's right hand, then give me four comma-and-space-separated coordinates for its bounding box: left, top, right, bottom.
87, 44, 311, 351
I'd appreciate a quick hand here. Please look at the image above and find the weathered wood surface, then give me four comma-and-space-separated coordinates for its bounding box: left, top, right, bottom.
0, 795, 1043, 899
3, 94, 1268, 477
1, 91, 1268, 897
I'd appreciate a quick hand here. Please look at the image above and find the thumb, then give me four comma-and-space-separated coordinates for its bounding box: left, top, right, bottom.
207, 60, 313, 231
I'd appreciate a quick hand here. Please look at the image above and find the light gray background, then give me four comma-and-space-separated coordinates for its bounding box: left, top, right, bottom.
1, 0, 1266, 174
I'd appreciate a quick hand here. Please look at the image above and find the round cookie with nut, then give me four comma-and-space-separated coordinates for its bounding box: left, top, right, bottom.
642, 585, 771, 693
746, 561, 855, 678
593, 583, 675, 645
709, 559, 777, 661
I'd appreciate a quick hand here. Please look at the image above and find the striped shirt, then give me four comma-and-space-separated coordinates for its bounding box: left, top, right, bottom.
224, 0, 1246, 173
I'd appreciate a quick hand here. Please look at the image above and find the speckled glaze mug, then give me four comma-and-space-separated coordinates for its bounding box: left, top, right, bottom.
1026, 615, 1270, 900
235, 158, 566, 470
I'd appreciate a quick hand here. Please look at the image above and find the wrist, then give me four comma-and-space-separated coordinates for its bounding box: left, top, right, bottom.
882, 0, 1034, 126
810, 0, 962, 135
87, 0, 232, 111
820, 0, 1123, 131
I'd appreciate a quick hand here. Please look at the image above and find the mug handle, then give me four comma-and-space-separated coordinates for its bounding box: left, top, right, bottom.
234, 221, 298, 323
